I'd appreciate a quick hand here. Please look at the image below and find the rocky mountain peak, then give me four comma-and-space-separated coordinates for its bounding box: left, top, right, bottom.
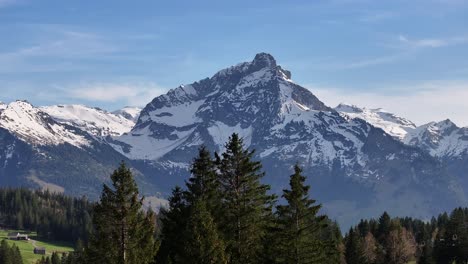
251, 52, 277, 70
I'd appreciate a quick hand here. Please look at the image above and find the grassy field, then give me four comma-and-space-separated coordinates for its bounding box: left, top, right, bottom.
0, 229, 74, 264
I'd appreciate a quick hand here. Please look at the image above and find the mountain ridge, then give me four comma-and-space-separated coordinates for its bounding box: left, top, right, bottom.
0, 53, 466, 228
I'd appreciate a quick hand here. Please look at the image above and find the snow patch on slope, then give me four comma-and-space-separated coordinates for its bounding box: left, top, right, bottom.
208, 122, 253, 151
112, 106, 142, 122
42, 104, 135, 137
144, 100, 205, 127
115, 126, 196, 160
336, 103, 416, 140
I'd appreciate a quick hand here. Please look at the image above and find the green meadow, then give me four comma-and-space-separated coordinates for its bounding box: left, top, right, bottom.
0, 229, 74, 264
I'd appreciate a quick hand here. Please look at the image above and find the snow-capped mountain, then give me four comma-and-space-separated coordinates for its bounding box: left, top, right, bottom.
0, 100, 156, 199
41, 104, 137, 137
0, 102, 6, 111
335, 103, 468, 159
0, 101, 90, 147
0, 53, 465, 227
335, 103, 416, 140
111, 53, 465, 226
404, 119, 468, 158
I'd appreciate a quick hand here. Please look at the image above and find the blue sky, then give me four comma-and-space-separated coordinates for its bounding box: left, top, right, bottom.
1, 0, 468, 125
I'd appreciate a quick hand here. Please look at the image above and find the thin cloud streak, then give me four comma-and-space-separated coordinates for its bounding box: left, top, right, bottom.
398, 34, 468, 48
65, 82, 167, 106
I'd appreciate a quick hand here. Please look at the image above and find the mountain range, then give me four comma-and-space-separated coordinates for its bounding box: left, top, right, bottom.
0, 53, 466, 227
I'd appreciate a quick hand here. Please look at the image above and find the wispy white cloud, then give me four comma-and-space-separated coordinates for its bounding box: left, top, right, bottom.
331, 53, 406, 70
64, 82, 167, 106
309, 80, 468, 126
320, 33, 468, 70
398, 34, 468, 48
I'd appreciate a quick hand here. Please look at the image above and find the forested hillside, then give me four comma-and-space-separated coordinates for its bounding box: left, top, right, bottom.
0, 188, 93, 243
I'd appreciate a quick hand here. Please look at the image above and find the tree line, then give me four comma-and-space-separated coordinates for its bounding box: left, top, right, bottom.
344, 208, 468, 264
0, 188, 93, 242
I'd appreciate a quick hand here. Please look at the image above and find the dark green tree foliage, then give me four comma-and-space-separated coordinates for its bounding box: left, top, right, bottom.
216, 134, 275, 264
155, 186, 188, 263
86, 162, 157, 264
419, 243, 435, 264
185, 146, 220, 211
319, 219, 346, 264
0, 240, 22, 264
181, 200, 227, 264
0, 188, 93, 242
434, 207, 468, 263
345, 228, 367, 264
377, 212, 391, 243
274, 164, 328, 263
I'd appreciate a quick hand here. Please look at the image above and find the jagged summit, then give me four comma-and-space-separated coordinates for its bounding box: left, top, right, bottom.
122, 53, 331, 159
0, 54, 466, 228
252, 52, 277, 69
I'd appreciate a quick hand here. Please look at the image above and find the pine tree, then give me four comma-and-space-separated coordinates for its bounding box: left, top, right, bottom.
155, 186, 188, 263
345, 228, 367, 264
181, 200, 227, 264
377, 212, 391, 243
216, 133, 275, 264
185, 146, 220, 215
51, 252, 60, 264
86, 162, 158, 264
274, 164, 328, 263
0, 240, 23, 264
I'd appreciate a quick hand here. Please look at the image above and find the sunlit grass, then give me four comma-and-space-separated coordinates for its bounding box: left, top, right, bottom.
0, 229, 74, 264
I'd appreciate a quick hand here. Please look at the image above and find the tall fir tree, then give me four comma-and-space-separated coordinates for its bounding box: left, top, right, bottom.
185, 146, 221, 215
345, 228, 367, 264
155, 186, 188, 263
215, 133, 275, 264
377, 212, 391, 243
181, 200, 227, 264
86, 162, 158, 264
274, 164, 329, 264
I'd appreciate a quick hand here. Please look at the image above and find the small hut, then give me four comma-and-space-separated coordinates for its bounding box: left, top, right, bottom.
33, 247, 46, 255
7, 232, 28, 240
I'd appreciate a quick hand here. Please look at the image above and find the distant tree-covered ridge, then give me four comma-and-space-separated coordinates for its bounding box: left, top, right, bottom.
0, 188, 93, 243
344, 208, 468, 264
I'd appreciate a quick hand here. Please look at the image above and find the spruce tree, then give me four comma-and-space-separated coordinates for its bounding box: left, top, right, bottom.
274, 164, 328, 263
185, 146, 220, 215
155, 186, 188, 263
345, 228, 367, 264
377, 212, 391, 243
216, 133, 275, 264
181, 200, 227, 264
86, 162, 158, 264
